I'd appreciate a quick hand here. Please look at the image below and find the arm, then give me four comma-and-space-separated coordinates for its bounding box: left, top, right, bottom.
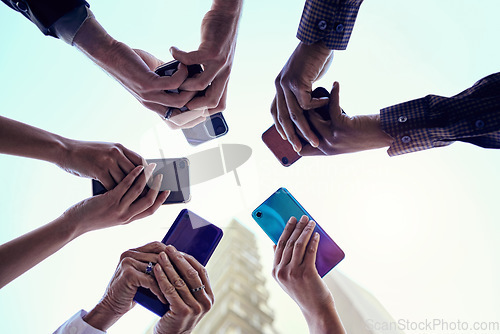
0, 164, 169, 289
0, 115, 144, 189
272, 0, 363, 152
300, 73, 500, 156
273, 216, 345, 334
168, 0, 243, 129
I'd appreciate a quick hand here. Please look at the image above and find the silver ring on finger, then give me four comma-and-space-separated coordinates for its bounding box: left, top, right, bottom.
190, 285, 205, 293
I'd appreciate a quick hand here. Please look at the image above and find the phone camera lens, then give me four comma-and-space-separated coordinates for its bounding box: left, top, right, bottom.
179, 160, 186, 169
207, 114, 227, 137
281, 157, 289, 165
256, 211, 262, 218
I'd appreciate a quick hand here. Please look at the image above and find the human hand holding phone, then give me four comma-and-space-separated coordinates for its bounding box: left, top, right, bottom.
273, 216, 346, 334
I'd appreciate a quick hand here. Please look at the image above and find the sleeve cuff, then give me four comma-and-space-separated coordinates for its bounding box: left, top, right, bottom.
297, 0, 363, 50
380, 97, 453, 156
51, 5, 94, 45
52, 310, 107, 334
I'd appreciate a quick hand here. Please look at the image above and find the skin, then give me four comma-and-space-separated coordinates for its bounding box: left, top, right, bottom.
0, 166, 170, 289
272, 41, 334, 152
273, 215, 346, 334
73, 18, 196, 119
299, 82, 395, 156
83, 244, 213, 334
169, 0, 243, 128
0, 115, 144, 190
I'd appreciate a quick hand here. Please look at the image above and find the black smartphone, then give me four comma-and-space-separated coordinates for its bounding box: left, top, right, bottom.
92, 158, 191, 204
155, 60, 229, 146
134, 209, 223, 316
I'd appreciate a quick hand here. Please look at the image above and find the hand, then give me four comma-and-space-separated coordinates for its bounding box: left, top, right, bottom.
83, 242, 169, 331
299, 82, 394, 156
58, 140, 144, 190
168, 0, 243, 128
273, 215, 345, 334
154, 246, 214, 334
62, 164, 170, 235
73, 18, 195, 117
272, 41, 334, 152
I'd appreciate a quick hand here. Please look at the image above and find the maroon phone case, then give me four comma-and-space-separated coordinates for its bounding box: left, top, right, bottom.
262, 125, 301, 167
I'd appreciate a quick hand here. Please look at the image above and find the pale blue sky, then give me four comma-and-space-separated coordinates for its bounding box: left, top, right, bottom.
1, 1, 499, 333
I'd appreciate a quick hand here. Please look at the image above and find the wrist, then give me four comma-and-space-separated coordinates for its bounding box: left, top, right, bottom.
83, 302, 122, 332
211, 0, 243, 16
368, 114, 395, 149
302, 302, 345, 334
299, 41, 333, 59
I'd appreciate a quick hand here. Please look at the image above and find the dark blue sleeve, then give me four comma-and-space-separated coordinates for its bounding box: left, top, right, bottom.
1, 0, 89, 37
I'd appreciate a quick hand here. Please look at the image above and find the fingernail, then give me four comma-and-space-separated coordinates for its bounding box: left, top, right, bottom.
308, 220, 315, 227
333, 81, 338, 88
137, 165, 145, 172
310, 140, 319, 148
314, 232, 320, 240
155, 264, 162, 272
160, 252, 167, 262
169, 47, 175, 54
293, 144, 301, 152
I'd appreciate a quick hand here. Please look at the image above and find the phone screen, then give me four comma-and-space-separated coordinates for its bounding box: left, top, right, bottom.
92, 158, 190, 204
134, 209, 223, 316
252, 188, 344, 277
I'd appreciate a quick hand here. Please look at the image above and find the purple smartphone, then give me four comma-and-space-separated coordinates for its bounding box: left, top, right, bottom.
134, 209, 223, 316
251, 188, 344, 277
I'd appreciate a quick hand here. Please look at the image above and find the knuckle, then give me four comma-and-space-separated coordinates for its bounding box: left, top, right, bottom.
177, 305, 192, 317
294, 241, 304, 249
185, 268, 200, 280
121, 257, 134, 268
191, 304, 203, 315
173, 277, 186, 288
277, 240, 286, 249
120, 251, 133, 261
275, 268, 288, 281
163, 283, 177, 295
286, 239, 295, 248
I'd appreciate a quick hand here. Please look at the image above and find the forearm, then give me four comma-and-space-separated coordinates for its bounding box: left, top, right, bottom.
210, 0, 243, 17
302, 302, 346, 334
0, 115, 69, 165
0, 214, 81, 288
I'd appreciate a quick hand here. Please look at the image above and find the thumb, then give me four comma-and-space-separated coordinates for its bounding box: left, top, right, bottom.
328, 81, 342, 120
170, 46, 201, 65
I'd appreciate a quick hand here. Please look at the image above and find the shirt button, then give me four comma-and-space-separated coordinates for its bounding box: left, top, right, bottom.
475, 120, 485, 129
398, 116, 407, 123
335, 24, 344, 32
401, 136, 411, 144
16, 1, 28, 11
318, 20, 327, 31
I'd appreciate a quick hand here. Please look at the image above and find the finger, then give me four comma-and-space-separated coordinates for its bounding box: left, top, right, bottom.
279, 215, 310, 266
273, 216, 297, 268
167, 108, 206, 127
293, 88, 329, 111
298, 144, 326, 156
207, 81, 228, 114
170, 46, 202, 66
127, 173, 163, 217
120, 163, 156, 206
185, 73, 228, 111
109, 167, 126, 186
99, 174, 117, 191
127, 241, 168, 256
303, 232, 320, 271
270, 98, 286, 140
290, 219, 316, 266
154, 263, 184, 308
120, 145, 144, 167
276, 88, 301, 152
129, 190, 170, 222
158, 250, 199, 308
120, 256, 167, 304
152, 63, 189, 91
282, 88, 319, 148
328, 81, 342, 120
182, 253, 214, 304
110, 165, 144, 198
163, 115, 206, 130
145, 90, 198, 110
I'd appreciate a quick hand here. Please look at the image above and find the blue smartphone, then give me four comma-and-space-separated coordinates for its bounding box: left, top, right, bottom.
134, 209, 223, 316
251, 188, 344, 277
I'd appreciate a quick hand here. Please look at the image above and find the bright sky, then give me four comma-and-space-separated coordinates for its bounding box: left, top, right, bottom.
0, 0, 499, 333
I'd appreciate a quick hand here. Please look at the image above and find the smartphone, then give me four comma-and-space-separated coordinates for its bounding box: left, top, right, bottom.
251, 188, 344, 277
92, 158, 191, 204
182, 112, 229, 146
261, 87, 330, 167
134, 209, 223, 316
262, 125, 301, 167
155, 60, 229, 145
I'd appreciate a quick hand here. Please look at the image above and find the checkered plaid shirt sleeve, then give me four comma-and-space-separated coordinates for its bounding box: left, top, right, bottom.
380, 72, 500, 156
296, 0, 363, 50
